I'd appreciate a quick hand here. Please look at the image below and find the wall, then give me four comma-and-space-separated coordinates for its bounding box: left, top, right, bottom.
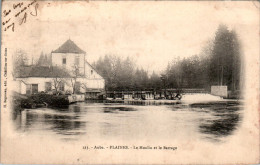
85, 79, 105, 89
17, 78, 54, 94
211, 86, 228, 98
77, 78, 105, 92
51, 53, 85, 75
51, 53, 105, 90
84, 62, 103, 79
17, 77, 105, 94
21, 81, 26, 94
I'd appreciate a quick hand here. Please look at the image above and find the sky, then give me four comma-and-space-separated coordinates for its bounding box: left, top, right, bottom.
2, 1, 259, 74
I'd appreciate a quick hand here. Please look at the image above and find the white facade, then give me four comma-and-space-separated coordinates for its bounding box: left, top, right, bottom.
15, 40, 105, 95
84, 63, 103, 79
16, 77, 105, 95
51, 53, 85, 75
50, 52, 105, 91
51, 52, 103, 80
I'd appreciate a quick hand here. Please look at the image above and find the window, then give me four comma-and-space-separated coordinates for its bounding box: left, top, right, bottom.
45, 82, 52, 91
31, 84, 38, 94
62, 58, 66, 65
91, 70, 93, 75
59, 82, 65, 91
75, 56, 80, 66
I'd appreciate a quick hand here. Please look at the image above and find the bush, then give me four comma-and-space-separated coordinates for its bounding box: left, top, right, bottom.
21, 98, 36, 108
21, 93, 70, 108
50, 95, 69, 107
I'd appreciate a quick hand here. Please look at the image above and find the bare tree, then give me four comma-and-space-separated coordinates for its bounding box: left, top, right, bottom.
50, 66, 70, 95
12, 49, 29, 79
52, 77, 64, 95
69, 65, 84, 94
12, 49, 29, 67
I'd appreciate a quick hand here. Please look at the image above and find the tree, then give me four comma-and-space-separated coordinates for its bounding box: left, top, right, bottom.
12, 49, 29, 67
50, 66, 69, 95
149, 71, 161, 90
68, 65, 84, 94
12, 49, 29, 78
36, 52, 51, 66
120, 57, 135, 89
93, 55, 152, 90
209, 25, 242, 91
164, 54, 211, 89
230, 30, 242, 91
52, 77, 64, 95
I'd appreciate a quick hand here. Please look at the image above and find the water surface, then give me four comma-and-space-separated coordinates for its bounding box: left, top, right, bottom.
12, 100, 243, 143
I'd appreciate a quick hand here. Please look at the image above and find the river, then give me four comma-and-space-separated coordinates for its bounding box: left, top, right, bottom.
12, 99, 243, 143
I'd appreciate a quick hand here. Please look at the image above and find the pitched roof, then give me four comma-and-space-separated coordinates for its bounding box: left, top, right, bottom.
52, 39, 86, 54
15, 66, 72, 78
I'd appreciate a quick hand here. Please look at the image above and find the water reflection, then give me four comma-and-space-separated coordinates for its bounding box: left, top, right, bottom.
191, 101, 242, 142
14, 105, 87, 138
13, 100, 243, 143
103, 107, 136, 113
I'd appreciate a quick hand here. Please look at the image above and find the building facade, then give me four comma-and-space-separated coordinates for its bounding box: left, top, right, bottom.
14, 39, 105, 97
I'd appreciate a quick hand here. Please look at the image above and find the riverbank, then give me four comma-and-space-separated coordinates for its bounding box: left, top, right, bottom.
12, 92, 70, 110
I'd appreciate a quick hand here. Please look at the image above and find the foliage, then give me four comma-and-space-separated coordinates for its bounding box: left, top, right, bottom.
93, 54, 212, 90
165, 25, 242, 91
165, 55, 210, 89
12, 24, 241, 93
36, 52, 52, 66
12, 49, 29, 78
209, 25, 242, 90
68, 65, 83, 94
21, 93, 69, 108
93, 25, 242, 92
93, 55, 161, 90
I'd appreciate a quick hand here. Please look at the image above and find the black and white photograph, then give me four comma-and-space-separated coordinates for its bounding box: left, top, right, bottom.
1, 1, 259, 164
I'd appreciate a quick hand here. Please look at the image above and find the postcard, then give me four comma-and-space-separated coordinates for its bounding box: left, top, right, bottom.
1, 1, 259, 164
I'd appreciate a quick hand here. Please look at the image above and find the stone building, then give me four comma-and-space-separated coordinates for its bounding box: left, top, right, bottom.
14, 39, 105, 98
